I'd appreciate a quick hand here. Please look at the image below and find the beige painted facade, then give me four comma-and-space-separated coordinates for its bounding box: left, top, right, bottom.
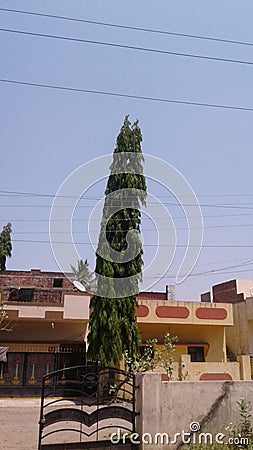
1, 288, 251, 381
0, 292, 90, 351
134, 298, 252, 380
137, 300, 230, 359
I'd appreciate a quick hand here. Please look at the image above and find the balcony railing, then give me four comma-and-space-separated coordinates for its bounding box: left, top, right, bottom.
3, 288, 63, 304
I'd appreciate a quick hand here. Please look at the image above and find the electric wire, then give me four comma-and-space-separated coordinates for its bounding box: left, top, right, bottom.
1, 27, 253, 67
1, 79, 252, 113
144, 268, 253, 279
10, 239, 253, 248
1, 203, 253, 209
0, 10, 252, 283
2, 213, 253, 222
0, 189, 253, 200
3, 266, 253, 279
1, 7, 253, 48
10, 223, 253, 234
1, 189, 253, 198
145, 260, 253, 279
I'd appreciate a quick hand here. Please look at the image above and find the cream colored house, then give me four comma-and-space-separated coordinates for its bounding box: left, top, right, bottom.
0, 272, 251, 394
136, 294, 250, 381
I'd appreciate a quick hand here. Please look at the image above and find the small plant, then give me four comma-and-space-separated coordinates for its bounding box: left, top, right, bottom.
225, 399, 252, 449
125, 333, 181, 380
178, 359, 189, 381
182, 399, 253, 450
0, 298, 18, 332
125, 340, 156, 373
237, 398, 252, 439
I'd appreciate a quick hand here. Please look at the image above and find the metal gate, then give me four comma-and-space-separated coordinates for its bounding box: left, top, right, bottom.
0, 349, 86, 397
38, 365, 136, 449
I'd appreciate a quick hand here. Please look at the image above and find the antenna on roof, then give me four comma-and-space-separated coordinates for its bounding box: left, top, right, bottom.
73, 280, 86, 292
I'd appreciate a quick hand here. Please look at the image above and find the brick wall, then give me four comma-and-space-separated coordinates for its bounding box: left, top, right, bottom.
200, 292, 211, 302
0, 269, 74, 304
201, 279, 245, 304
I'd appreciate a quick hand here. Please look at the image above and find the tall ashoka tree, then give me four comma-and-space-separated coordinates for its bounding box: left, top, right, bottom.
87, 116, 147, 366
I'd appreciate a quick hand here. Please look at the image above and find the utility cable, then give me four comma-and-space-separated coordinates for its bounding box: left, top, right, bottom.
2, 212, 253, 221
0, 189, 253, 199
10, 239, 253, 248
1, 78, 253, 113
0, 7, 253, 48
1, 27, 253, 67
1, 202, 253, 209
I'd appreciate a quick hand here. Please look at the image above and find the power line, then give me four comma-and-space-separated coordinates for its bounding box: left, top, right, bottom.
6, 221, 253, 237
10, 239, 253, 248
1, 78, 253, 113
10, 223, 253, 234
1, 202, 253, 209
2, 265, 253, 279
145, 267, 253, 279
1, 27, 253, 67
10, 268, 253, 279
0, 189, 253, 199
186, 255, 253, 268
7, 246, 253, 278
2, 212, 253, 222
1, 7, 253, 48
146, 259, 253, 278
165, 257, 253, 274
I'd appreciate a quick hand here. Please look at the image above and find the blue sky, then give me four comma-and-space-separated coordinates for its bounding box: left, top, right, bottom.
1, 0, 253, 300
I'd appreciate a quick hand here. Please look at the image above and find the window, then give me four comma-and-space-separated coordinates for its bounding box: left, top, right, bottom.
8, 288, 34, 302
53, 278, 63, 288
188, 346, 205, 362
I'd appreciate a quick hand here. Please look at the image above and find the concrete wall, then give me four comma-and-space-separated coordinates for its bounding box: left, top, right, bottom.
245, 297, 253, 320
135, 372, 253, 450
237, 280, 253, 299
226, 301, 249, 355
226, 296, 253, 357
179, 354, 242, 381
152, 358, 243, 382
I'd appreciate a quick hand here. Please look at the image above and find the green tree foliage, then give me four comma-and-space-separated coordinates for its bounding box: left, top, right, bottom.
87, 116, 147, 366
70, 259, 93, 291
0, 223, 12, 271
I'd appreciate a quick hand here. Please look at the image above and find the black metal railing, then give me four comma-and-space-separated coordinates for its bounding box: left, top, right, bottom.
4, 288, 63, 304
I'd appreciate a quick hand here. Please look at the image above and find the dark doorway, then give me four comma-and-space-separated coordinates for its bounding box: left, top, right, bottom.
188, 346, 205, 362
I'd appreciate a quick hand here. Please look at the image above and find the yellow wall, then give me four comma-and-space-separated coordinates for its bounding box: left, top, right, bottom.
137, 299, 233, 326
138, 323, 226, 362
